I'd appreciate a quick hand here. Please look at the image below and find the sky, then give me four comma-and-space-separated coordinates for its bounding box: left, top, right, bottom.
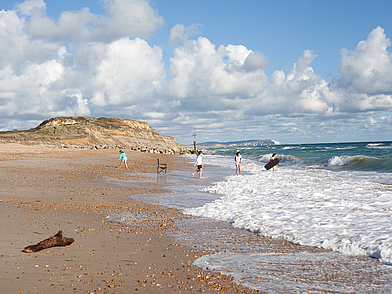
0, 0, 392, 145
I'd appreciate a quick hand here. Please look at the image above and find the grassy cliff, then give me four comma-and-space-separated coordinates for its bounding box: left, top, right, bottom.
0, 117, 184, 152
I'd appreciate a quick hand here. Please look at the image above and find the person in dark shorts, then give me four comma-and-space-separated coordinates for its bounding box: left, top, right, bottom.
192, 151, 204, 178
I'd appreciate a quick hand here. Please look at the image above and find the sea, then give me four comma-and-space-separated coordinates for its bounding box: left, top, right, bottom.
109, 141, 392, 292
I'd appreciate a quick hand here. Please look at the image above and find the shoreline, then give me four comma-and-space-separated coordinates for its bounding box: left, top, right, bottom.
159, 152, 392, 293
2, 143, 392, 293
0, 144, 253, 293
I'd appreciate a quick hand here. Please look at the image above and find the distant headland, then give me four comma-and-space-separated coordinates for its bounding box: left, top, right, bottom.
199, 139, 280, 147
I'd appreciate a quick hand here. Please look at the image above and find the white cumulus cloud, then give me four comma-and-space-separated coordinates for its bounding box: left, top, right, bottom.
0, 0, 391, 143
23, 0, 164, 42
338, 26, 392, 95
91, 37, 165, 106
168, 25, 268, 99
16, 0, 46, 16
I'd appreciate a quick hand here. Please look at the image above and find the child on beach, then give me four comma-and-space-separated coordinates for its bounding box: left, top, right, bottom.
235, 151, 242, 175
192, 151, 204, 178
118, 150, 129, 169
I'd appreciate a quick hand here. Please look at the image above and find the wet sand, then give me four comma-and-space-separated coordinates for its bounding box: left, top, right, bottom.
0, 144, 252, 293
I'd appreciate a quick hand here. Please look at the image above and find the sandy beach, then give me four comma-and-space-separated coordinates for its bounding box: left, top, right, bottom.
0, 144, 251, 293
1, 143, 392, 293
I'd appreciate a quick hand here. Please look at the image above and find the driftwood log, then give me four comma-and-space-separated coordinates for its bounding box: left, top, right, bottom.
23, 230, 75, 253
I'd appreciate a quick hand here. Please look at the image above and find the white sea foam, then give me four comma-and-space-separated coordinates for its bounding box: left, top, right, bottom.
367, 143, 383, 147
366, 143, 392, 149
282, 146, 296, 150
184, 165, 392, 265
336, 146, 357, 150
371, 145, 392, 149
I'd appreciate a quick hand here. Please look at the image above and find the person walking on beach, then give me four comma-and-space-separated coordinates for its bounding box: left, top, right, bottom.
192, 151, 204, 178
118, 150, 129, 169
235, 151, 242, 175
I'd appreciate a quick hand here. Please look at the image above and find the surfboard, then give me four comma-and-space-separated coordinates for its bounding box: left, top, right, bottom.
264, 158, 279, 170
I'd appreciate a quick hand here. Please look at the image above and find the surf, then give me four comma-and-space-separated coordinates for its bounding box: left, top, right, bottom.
327, 155, 392, 172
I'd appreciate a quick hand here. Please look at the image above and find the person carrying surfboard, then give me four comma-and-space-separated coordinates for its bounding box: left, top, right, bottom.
264, 153, 279, 171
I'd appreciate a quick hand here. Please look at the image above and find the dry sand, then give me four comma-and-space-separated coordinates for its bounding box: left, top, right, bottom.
0, 144, 251, 293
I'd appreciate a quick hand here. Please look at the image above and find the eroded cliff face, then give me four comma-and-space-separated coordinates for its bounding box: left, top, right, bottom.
0, 117, 184, 152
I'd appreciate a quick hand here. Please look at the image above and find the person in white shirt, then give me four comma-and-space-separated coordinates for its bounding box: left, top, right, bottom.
235, 151, 242, 175
192, 151, 204, 178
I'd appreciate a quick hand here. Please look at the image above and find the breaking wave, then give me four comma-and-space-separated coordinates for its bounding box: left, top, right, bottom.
366, 143, 392, 149
258, 153, 303, 165
327, 155, 392, 172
